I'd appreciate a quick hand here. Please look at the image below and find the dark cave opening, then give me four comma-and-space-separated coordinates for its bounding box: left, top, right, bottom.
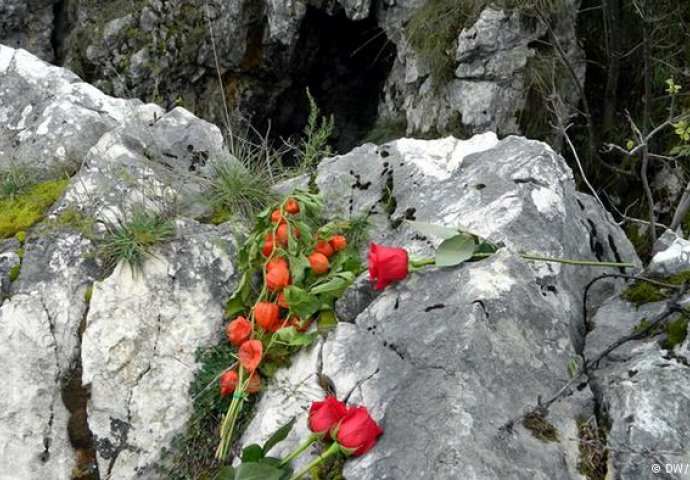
267, 6, 396, 155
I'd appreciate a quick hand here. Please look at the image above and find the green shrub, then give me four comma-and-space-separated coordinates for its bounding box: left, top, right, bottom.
99, 207, 175, 270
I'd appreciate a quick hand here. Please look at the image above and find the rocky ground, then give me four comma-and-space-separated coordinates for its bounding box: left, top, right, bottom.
2, 43, 690, 480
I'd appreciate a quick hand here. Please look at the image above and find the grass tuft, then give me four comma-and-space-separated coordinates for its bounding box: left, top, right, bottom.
0, 165, 36, 200
99, 207, 175, 270
206, 159, 278, 224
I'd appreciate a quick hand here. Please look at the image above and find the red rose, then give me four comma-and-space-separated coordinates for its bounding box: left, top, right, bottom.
238, 340, 263, 371
367, 243, 409, 290
309, 396, 347, 440
219, 370, 239, 397
335, 406, 383, 456
226, 316, 252, 346
266, 264, 290, 291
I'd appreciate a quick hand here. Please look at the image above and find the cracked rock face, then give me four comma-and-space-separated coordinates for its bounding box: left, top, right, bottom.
241, 135, 640, 478
82, 220, 238, 478
377, 2, 584, 138
586, 235, 690, 480
0, 47, 242, 479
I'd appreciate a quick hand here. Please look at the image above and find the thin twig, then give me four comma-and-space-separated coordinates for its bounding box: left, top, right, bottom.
502, 282, 689, 431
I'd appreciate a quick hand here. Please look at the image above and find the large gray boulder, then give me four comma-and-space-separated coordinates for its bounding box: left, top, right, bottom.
585, 234, 690, 480
0, 46, 242, 479
240, 134, 641, 478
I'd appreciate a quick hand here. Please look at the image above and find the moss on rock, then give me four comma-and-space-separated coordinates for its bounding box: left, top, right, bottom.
0, 179, 69, 239
523, 410, 559, 443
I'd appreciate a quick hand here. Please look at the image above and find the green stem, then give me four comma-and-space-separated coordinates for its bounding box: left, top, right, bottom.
515, 252, 634, 268
287, 442, 341, 480
279, 433, 319, 467
215, 368, 246, 460
411, 252, 635, 270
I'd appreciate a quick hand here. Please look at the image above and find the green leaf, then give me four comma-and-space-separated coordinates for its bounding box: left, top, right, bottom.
406, 220, 458, 240
435, 233, 475, 267
625, 139, 635, 151
317, 310, 338, 333
242, 444, 264, 463
284, 286, 321, 320
275, 327, 317, 347
310, 272, 355, 296
226, 271, 250, 318
289, 253, 311, 285
214, 466, 236, 480
233, 463, 284, 480
262, 417, 296, 454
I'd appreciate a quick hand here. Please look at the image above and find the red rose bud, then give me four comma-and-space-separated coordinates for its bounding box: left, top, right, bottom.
314, 240, 334, 258
335, 406, 383, 456
266, 265, 290, 291
219, 370, 239, 397
329, 235, 347, 251
246, 372, 261, 394
309, 396, 347, 440
285, 198, 300, 214
254, 302, 280, 332
238, 340, 263, 371
309, 252, 330, 275
367, 243, 409, 290
226, 316, 252, 346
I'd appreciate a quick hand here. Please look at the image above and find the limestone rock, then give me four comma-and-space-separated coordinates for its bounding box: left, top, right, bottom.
0, 46, 243, 479
82, 219, 238, 478
241, 134, 640, 478
648, 229, 690, 277
586, 293, 690, 479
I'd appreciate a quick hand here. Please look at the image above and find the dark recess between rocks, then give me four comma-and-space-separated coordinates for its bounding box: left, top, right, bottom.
265, 6, 396, 155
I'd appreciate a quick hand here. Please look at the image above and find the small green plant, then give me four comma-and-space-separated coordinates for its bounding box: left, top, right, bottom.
99, 207, 174, 270
0, 165, 35, 200
296, 89, 334, 172
206, 159, 278, 224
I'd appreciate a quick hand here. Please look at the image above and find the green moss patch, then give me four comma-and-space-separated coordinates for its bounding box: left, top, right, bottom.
661, 317, 689, 350
523, 410, 559, 443
0, 179, 69, 239
621, 271, 690, 305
